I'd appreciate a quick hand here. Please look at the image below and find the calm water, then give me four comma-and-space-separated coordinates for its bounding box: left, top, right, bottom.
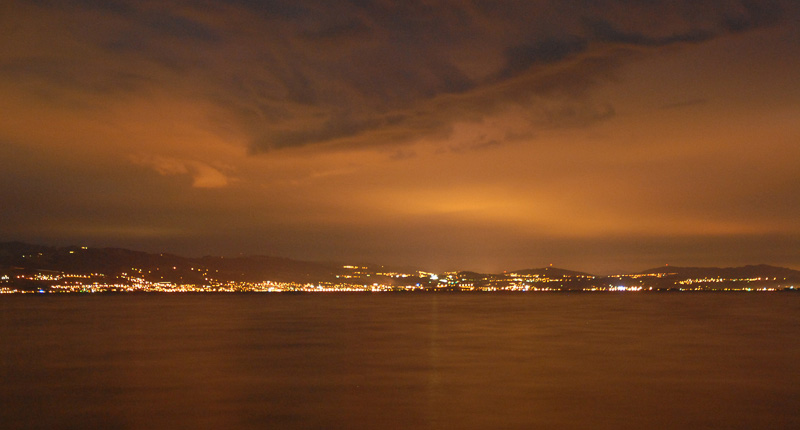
2, 293, 799, 430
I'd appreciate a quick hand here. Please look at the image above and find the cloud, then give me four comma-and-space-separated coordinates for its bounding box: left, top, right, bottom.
299, 20, 372, 45
497, 37, 590, 81
3, 0, 799, 274
2, 0, 795, 158
388, 149, 417, 161
720, 0, 785, 32
533, 101, 616, 129
234, 1, 794, 153
660, 98, 709, 110
130, 155, 231, 188
586, 19, 713, 47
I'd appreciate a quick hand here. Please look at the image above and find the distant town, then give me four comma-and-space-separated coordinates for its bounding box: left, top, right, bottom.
1, 242, 798, 294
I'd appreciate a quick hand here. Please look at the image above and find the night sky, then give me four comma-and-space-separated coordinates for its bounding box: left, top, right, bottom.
2, 0, 799, 274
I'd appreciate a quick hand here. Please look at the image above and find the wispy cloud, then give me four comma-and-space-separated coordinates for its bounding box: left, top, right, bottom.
129, 154, 231, 188
660, 98, 709, 110
4, 0, 792, 156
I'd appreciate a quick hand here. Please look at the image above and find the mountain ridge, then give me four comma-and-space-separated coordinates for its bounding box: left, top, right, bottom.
2, 241, 799, 282
638, 264, 800, 279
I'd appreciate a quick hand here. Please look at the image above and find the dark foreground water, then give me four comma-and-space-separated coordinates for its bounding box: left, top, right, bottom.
2, 293, 799, 430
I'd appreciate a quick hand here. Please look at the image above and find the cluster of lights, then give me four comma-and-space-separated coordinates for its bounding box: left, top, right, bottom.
2, 263, 798, 293
611, 273, 677, 279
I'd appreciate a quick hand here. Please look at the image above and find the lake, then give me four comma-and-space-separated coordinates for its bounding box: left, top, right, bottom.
2, 293, 799, 429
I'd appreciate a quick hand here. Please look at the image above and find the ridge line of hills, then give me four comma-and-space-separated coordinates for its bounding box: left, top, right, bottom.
2, 241, 799, 285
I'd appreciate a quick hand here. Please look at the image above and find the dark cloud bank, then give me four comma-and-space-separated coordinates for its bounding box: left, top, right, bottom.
4, 0, 793, 153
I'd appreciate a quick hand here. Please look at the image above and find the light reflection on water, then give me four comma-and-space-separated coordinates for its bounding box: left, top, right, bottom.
2, 293, 799, 429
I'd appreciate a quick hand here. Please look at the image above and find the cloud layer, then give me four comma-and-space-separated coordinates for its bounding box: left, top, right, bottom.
1, 0, 799, 272
5, 0, 793, 153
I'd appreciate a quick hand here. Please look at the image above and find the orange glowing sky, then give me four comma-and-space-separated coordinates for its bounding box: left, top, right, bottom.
2, 1, 799, 273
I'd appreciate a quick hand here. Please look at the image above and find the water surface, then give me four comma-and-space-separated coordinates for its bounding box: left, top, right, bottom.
2, 293, 798, 429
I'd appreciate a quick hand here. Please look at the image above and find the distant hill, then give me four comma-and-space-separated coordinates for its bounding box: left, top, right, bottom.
0, 242, 342, 283
455, 271, 494, 280
637, 264, 800, 280
196, 255, 341, 282
510, 267, 595, 278
3, 241, 799, 286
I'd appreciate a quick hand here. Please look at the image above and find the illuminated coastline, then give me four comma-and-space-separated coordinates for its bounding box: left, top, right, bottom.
1, 266, 794, 294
